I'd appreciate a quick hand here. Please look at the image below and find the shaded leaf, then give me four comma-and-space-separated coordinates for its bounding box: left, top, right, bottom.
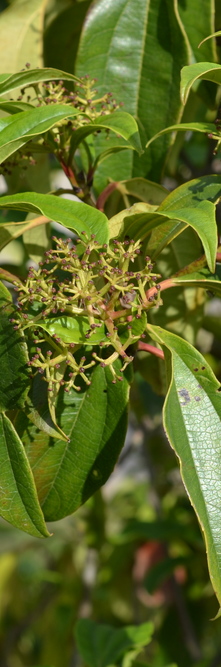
117, 178, 168, 205
16, 363, 130, 521
16, 362, 131, 520
147, 324, 221, 610
146, 122, 218, 150
177, 0, 216, 62
173, 266, 221, 296
75, 618, 153, 667
44, 2, 98, 74
25, 373, 68, 441
0, 283, 30, 412
0, 413, 50, 537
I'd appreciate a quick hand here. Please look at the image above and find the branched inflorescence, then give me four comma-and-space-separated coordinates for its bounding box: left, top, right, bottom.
11, 235, 161, 393
1, 74, 122, 178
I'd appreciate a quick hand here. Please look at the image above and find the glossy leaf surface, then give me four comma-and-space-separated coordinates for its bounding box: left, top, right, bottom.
147, 175, 221, 259
147, 324, 221, 610
16, 363, 131, 521
0, 413, 49, 538
146, 122, 218, 150
0, 192, 108, 244
180, 62, 221, 104
0, 67, 81, 98
67, 111, 142, 155
75, 0, 189, 189
109, 199, 217, 272
0, 104, 81, 163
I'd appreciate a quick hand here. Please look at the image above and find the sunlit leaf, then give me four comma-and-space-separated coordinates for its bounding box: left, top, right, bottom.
75, 0, 190, 190
0, 192, 109, 244
147, 324, 221, 611
180, 62, 221, 104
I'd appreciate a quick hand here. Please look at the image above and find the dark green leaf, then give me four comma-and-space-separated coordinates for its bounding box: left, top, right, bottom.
16, 362, 131, 521
177, 0, 216, 62
0, 413, 50, 537
44, 2, 91, 73
75, 618, 153, 667
0, 283, 30, 412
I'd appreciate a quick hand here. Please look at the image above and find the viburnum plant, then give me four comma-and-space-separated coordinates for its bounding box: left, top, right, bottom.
1, 50, 221, 616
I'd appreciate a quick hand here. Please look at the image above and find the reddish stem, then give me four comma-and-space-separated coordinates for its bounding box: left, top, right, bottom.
96, 182, 118, 211
146, 278, 175, 300
138, 342, 164, 360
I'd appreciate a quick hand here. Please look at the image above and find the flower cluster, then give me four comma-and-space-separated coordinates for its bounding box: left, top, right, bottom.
12, 234, 161, 392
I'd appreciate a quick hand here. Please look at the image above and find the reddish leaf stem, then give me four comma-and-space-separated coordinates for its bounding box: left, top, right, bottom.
138, 342, 164, 360
96, 182, 118, 211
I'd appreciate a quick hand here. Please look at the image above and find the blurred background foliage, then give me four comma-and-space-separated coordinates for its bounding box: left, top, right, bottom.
1, 1, 221, 666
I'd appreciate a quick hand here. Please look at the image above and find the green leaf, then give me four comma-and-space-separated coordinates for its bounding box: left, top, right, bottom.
113, 518, 201, 546
16, 363, 131, 520
27, 311, 146, 346
66, 111, 142, 155
34, 316, 107, 345
180, 62, 221, 104
23, 218, 50, 264
151, 227, 205, 345
146, 122, 218, 150
0, 283, 30, 412
147, 174, 221, 260
109, 198, 217, 273
0, 104, 82, 164
0, 100, 34, 113
25, 374, 68, 441
147, 324, 221, 610
117, 178, 168, 205
198, 30, 221, 48
0, 67, 81, 98
176, 0, 216, 63
0, 192, 109, 244
44, 2, 91, 74
75, 618, 153, 667
0, 413, 50, 537
75, 0, 189, 190
144, 555, 187, 593
0, 0, 46, 73
173, 267, 221, 296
